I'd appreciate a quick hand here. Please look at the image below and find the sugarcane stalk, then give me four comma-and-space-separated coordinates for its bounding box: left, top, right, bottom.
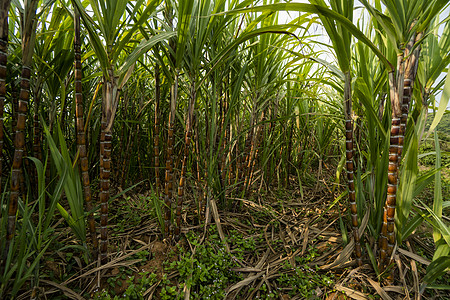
74, 9, 98, 259
174, 81, 196, 241
194, 113, 205, 222
240, 122, 253, 196
31, 85, 42, 198
380, 30, 422, 269
381, 116, 401, 265
5, 66, 27, 255
136, 121, 143, 178
245, 112, 264, 194
12, 83, 18, 137
398, 32, 421, 163
154, 64, 161, 195
0, 0, 10, 208
285, 120, 294, 187
0, 3, 9, 253
343, 71, 362, 266
164, 74, 177, 238
162, 4, 176, 235
384, 46, 409, 268
219, 88, 227, 189
99, 120, 112, 263
32, 85, 42, 162
119, 91, 131, 187
4, 0, 38, 265
379, 60, 402, 268
99, 67, 119, 263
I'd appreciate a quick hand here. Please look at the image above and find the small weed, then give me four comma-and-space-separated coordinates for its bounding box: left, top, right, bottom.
93, 271, 158, 300
275, 247, 334, 298
165, 227, 243, 299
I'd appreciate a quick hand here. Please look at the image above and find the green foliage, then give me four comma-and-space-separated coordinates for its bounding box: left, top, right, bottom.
112, 192, 164, 236
94, 271, 158, 300
426, 113, 450, 139
1, 0, 450, 297
159, 275, 179, 300
43, 122, 87, 247
166, 228, 243, 299
418, 143, 450, 168
274, 246, 334, 298
123, 272, 158, 300
0, 158, 58, 297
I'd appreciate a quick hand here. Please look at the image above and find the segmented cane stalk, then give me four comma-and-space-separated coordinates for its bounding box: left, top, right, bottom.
74, 10, 98, 258
240, 128, 253, 196
174, 89, 195, 240
343, 72, 362, 266
234, 132, 241, 188
379, 63, 402, 268
9, 89, 26, 196
120, 99, 132, 187
6, 65, 31, 257
245, 113, 264, 194
164, 76, 177, 238
0, 4, 9, 272
285, 121, 294, 186
230, 134, 237, 186
398, 32, 421, 164
248, 142, 260, 190
31, 88, 42, 199
346, 120, 362, 266
226, 114, 233, 187
380, 32, 422, 268
164, 115, 174, 237
99, 121, 111, 263
98, 68, 119, 264
398, 77, 410, 164
136, 122, 143, 177
194, 115, 205, 222
0, 11, 9, 231
219, 94, 227, 188
32, 88, 42, 162
384, 45, 413, 266
154, 65, 161, 195
385, 118, 401, 264
0, 38, 7, 201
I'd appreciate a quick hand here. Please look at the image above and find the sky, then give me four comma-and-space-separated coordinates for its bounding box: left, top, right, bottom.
277, 1, 450, 110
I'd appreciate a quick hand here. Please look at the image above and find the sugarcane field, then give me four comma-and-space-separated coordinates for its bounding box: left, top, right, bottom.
1, 0, 450, 299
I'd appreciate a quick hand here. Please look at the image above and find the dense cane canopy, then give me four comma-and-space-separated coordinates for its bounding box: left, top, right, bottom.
0, 0, 449, 298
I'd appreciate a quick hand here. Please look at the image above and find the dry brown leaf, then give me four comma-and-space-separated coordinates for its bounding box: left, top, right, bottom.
366, 277, 393, 300
133, 238, 148, 246
320, 239, 354, 270
264, 223, 276, 254
286, 225, 297, 245
209, 196, 230, 254
398, 248, 430, 266
41, 280, 86, 300
144, 280, 161, 299
383, 286, 404, 294
301, 226, 309, 255
320, 209, 370, 270
226, 271, 265, 294
183, 283, 190, 300
411, 259, 420, 300
63, 243, 153, 285
395, 254, 410, 299
335, 284, 368, 300
231, 267, 263, 272
256, 249, 270, 269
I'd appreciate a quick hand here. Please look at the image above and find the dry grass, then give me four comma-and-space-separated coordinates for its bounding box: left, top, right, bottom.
20, 175, 449, 300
